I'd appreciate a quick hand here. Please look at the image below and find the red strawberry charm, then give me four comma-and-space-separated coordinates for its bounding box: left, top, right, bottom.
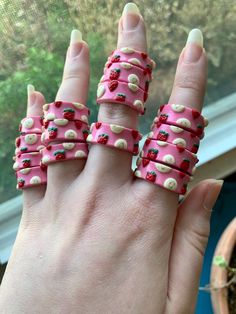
146, 65, 152, 75
109, 68, 120, 80
106, 62, 112, 68
40, 162, 47, 171
54, 149, 66, 160
145, 138, 151, 146
145, 81, 149, 92
155, 121, 162, 128
190, 133, 197, 139
159, 105, 165, 112
131, 129, 139, 140
75, 120, 83, 129
192, 109, 201, 119
181, 184, 188, 195
180, 159, 190, 172
141, 52, 147, 59
97, 133, 109, 144
83, 130, 89, 140
43, 120, 49, 129
191, 144, 199, 154
54, 101, 62, 108
159, 114, 168, 123
147, 148, 159, 160
108, 80, 118, 92
146, 171, 156, 182
17, 178, 25, 188
15, 137, 21, 147
115, 93, 126, 102
133, 143, 139, 155
143, 92, 148, 102
179, 172, 186, 179
46, 145, 52, 151
48, 127, 58, 139
63, 108, 75, 120
176, 146, 185, 153
196, 125, 203, 137
142, 159, 150, 167
40, 116, 44, 126
157, 130, 169, 141
111, 55, 120, 63
143, 69, 148, 76
95, 122, 102, 129
22, 159, 31, 168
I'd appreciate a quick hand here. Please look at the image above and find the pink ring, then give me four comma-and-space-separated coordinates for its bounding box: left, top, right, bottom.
149, 123, 200, 154
107, 47, 155, 74
16, 165, 47, 189
87, 122, 142, 155
141, 139, 198, 175
19, 116, 43, 134
41, 142, 89, 165
135, 158, 191, 195
15, 134, 44, 154
97, 80, 147, 115
157, 104, 208, 137
101, 62, 150, 92
43, 101, 90, 123
13, 152, 42, 171
41, 120, 90, 145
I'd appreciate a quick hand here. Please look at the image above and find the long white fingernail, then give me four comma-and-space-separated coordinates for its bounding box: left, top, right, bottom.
122, 3, 140, 16
70, 29, 82, 44
186, 29, 203, 47
27, 84, 35, 96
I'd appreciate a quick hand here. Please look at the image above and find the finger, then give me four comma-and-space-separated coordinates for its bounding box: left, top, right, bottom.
86, 3, 147, 183
165, 179, 223, 314
23, 84, 46, 208
46, 30, 90, 192
134, 29, 207, 213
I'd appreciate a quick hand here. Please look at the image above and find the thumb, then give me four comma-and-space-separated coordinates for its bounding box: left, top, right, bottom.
165, 179, 223, 314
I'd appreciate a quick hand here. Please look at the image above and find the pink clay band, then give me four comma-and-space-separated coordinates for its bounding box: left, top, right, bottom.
102, 62, 150, 92
43, 101, 89, 124
149, 123, 200, 154
157, 104, 208, 137
41, 120, 89, 145
13, 152, 42, 171
87, 122, 142, 155
16, 166, 47, 189
107, 47, 155, 74
15, 134, 44, 154
135, 158, 191, 195
97, 81, 147, 115
40, 142, 89, 165
19, 116, 43, 134
141, 139, 198, 175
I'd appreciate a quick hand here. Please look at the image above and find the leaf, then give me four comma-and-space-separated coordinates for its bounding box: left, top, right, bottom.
213, 256, 228, 268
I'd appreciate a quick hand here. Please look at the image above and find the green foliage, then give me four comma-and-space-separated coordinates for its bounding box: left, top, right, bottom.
213, 255, 228, 268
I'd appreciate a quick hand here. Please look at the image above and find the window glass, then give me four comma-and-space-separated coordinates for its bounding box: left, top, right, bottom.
0, 0, 236, 203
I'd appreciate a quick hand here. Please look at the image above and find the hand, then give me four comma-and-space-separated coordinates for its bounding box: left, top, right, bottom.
0, 3, 223, 314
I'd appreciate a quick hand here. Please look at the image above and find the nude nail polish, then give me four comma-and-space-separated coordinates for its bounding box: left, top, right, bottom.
122, 3, 140, 30
184, 29, 203, 62
70, 29, 83, 57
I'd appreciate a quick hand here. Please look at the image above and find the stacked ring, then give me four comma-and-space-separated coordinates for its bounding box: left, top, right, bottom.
87, 122, 142, 155
13, 115, 47, 189
97, 47, 155, 115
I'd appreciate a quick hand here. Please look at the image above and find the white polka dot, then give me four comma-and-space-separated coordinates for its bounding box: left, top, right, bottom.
170, 125, 184, 133
100, 75, 105, 82
75, 150, 87, 158
134, 170, 142, 178
81, 115, 88, 123
63, 143, 75, 150
128, 58, 141, 66
43, 104, 49, 111
155, 163, 171, 173
164, 178, 177, 190
20, 168, 31, 174
30, 176, 41, 184
73, 102, 85, 109
156, 141, 168, 147
42, 155, 51, 164
120, 62, 132, 69
128, 83, 139, 92
65, 130, 77, 139
133, 100, 144, 110
172, 138, 187, 147
54, 119, 68, 126
110, 124, 125, 134
37, 145, 44, 151
128, 74, 139, 85
136, 158, 142, 166
148, 131, 154, 138
23, 118, 34, 129
45, 113, 56, 120
41, 133, 45, 143
171, 104, 185, 112
13, 162, 19, 170
114, 139, 128, 149
120, 47, 135, 54
163, 154, 175, 164
97, 84, 105, 98
25, 134, 37, 145
86, 134, 93, 142
204, 118, 209, 127
176, 118, 191, 129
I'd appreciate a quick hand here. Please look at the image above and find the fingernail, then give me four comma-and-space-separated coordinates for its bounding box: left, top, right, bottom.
69, 29, 83, 57
203, 180, 224, 211
27, 84, 35, 103
122, 3, 140, 30
183, 29, 203, 62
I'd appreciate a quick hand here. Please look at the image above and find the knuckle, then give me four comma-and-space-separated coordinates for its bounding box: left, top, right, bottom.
185, 225, 210, 256
174, 72, 204, 95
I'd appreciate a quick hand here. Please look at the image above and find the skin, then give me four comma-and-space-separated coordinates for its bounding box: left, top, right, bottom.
0, 7, 223, 314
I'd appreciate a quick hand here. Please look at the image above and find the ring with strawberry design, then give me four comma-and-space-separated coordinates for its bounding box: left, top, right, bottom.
149, 123, 200, 154
134, 158, 191, 195
15, 134, 45, 155
156, 104, 208, 138
106, 47, 155, 79
40, 142, 89, 165
41, 120, 90, 145
87, 122, 142, 155
16, 165, 47, 189
13, 152, 42, 171
19, 116, 44, 134
101, 62, 151, 92
97, 80, 148, 115
43, 101, 90, 124
141, 139, 198, 176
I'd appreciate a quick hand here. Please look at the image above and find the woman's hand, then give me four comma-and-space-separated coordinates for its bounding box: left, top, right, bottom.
0, 3, 222, 314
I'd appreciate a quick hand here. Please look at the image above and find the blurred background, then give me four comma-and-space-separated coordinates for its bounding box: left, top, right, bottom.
0, 1, 236, 313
